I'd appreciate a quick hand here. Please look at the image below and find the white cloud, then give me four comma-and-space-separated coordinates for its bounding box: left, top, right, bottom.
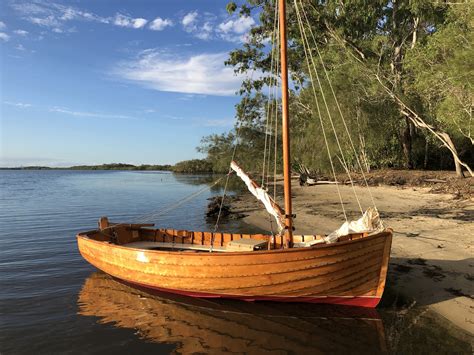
203, 118, 234, 127
182, 11, 198, 27
181, 11, 255, 43
15, 44, 26, 51
132, 18, 148, 29
218, 16, 255, 34
29, 15, 61, 27
163, 114, 184, 120
149, 17, 173, 31
11, 2, 108, 26
0, 21, 6, 30
115, 50, 245, 96
3, 101, 32, 108
0, 32, 10, 41
178, 94, 201, 101
181, 11, 216, 41
195, 22, 213, 40
113, 14, 148, 29
49, 107, 135, 119
11, 2, 150, 32
217, 16, 255, 42
14, 29, 29, 36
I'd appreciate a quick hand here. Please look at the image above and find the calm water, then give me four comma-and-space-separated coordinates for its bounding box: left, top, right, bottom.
0, 170, 471, 354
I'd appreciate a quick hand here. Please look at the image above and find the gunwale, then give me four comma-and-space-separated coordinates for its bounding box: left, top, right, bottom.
76, 229, 390, 258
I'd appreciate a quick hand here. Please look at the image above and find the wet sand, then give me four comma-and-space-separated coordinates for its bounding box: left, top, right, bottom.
231, 180, 474, 335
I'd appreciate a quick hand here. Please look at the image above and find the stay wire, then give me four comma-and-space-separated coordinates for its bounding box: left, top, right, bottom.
293, 0, 348, 221
299, 0, 377, 210
295, 1, 347, 221
212, 69, 258, 237
261, 0, 280, 187
295, 0, 363, 215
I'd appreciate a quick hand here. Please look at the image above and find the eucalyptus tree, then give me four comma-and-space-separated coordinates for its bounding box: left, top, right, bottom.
199, 0, 472, 176
405, 4, 473, 176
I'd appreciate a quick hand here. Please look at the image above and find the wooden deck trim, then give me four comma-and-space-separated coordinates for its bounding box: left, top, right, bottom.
77, 230, 391, 257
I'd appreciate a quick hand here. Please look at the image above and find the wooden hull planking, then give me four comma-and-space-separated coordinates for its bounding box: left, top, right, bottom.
77, 228, 392, 308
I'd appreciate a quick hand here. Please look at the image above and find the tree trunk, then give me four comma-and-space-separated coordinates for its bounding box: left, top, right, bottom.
442, 133, 464, 177
424, 139, 429, 169
371, 73, 473, 177
401, 117, 413, 169
326, 22, 474, 178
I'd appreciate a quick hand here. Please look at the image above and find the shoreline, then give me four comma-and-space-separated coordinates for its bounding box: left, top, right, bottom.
230, 180, 473, 336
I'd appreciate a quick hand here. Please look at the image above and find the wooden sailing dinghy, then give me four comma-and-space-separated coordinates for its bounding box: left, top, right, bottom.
77, 0, 392, 308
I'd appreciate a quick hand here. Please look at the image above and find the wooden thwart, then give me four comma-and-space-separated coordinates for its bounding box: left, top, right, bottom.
226, 238, 268, 251
124, 241, 225, 253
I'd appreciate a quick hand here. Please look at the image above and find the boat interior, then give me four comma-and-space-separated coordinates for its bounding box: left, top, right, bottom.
77, 217, 371, 253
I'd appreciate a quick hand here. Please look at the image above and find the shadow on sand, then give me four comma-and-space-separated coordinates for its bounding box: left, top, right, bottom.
384, 257, 473, 307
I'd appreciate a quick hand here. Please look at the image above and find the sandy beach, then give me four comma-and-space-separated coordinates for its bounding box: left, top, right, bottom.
230, 178, 473, 336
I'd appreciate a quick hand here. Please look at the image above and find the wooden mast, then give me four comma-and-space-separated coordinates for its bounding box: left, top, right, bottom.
279, 0, 293, 247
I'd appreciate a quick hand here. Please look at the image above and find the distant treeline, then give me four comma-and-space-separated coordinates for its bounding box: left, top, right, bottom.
0, 161, 215, 173
68, 163, 172, 171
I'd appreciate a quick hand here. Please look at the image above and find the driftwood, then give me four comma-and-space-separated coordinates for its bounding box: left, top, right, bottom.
313, 180, 341, 185
423, 179, 447, 184
297, 162, 349, 186
206, 196, 231, 218
300, 174, 343, 186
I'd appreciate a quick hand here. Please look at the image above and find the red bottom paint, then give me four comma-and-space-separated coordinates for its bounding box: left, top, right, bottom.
118, 278, 381, 308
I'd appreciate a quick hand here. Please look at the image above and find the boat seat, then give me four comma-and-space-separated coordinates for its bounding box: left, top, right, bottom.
226, 239, 268, 251
122, 241, 228, 252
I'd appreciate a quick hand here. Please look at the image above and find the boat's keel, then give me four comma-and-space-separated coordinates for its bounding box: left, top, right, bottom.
117, 277, 381, 308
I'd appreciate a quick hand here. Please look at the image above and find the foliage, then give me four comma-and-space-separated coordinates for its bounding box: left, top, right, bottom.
405, 5, 473, 150
171, 159, 214, 173
197, 0, 473, 176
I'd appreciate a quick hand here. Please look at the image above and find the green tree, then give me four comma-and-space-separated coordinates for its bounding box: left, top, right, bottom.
405, 4, 473, 176
199, 0, 472, 176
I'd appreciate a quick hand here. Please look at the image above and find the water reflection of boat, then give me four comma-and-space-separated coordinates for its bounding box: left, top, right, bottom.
78, 272, 388, 354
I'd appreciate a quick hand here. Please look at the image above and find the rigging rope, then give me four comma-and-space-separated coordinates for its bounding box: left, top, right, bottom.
99, 0, 383, 240
273, 23, 280, 203
214, 0, 282, 238
99, 175, 225, 233
261, 0, 280, 188
294, 0, 363, 215
298, 0, 377, 210
136, 177, 225, 223
212, 69, 258, 235
293, 0, 348, 221
262, 0, 281, 236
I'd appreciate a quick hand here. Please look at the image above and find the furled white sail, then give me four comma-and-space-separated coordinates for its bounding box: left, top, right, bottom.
230, 161, 285, 232
325, 207, 384, 243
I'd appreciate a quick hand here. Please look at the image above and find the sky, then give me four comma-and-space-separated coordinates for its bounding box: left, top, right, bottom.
0, 0, 258, 167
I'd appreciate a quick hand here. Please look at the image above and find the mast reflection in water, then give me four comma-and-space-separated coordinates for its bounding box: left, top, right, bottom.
78, 272, 388, 354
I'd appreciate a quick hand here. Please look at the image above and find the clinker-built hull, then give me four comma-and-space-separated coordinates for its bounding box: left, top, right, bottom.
77, 227, 392, 308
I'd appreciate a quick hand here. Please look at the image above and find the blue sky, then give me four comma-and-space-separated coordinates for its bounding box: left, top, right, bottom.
0, 0, 257, 167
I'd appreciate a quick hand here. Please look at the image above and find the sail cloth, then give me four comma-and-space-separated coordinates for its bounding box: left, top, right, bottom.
230, 161, 285, 232
325, 207, 384, 244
